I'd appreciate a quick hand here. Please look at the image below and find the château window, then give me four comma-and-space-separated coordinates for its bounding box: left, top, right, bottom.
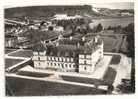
51, 63, 53, 66
38, 57, 40, 60
84, 60, 87, 64
79, 55, 84, 58
84, 67, 87, 70
48, 57, 51, 60
65, 64, 67, 67
70, 58, 73, 62
52, 57, 55, 61
63, 58, 66, 62
56, 57, 58, 61
59, 57, 62, 61
69, 64, 71, 68
67, 58, 69, 62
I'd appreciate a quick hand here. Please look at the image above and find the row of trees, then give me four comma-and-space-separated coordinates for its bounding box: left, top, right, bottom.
106, 23, 134, 57
92, 23, 103, 33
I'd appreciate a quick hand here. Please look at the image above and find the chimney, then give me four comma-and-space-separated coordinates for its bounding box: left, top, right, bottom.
58, 34, 63, 40
82, 36, 86, 42
49, 40, 52, 43
56, 42, 59, 46
70, 36, 73, 40
94, 37, 98, 43
41, 41, 45, 44
77, 43, 80, 48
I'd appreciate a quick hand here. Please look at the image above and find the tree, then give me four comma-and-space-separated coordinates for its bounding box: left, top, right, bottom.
107, 26, 112, 30
124, 23, 134, 57
96, 23, 103, 32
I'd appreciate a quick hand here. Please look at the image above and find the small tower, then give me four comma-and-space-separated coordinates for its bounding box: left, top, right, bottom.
82, 36, 86, 42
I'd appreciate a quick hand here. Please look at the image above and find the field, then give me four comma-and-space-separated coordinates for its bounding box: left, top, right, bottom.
90, 17, 134, 28
16, 70, 113, 86
8, 50, 33, 58
86, 33, 127, 52
5, 58, 24, 69
101, 36, 117, 52
110, 55, 121, 65
17, 71, 52, 77
5, 49, 17, 54
6, 77, 107, 96
62, 75, 110, 86
103, 67, 117, 85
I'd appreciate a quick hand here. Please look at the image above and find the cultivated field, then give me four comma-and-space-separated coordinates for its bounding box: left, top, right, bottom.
8, 50, 33, 58
5, 49, 17, 54
6, 77, 107, 96
86, 32, 127, 52
110, 55, 121, 65
5, 58, 24, 69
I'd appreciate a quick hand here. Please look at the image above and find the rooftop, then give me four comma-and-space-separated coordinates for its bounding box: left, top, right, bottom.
33, 35, 103, 57
52, 14, 83, 20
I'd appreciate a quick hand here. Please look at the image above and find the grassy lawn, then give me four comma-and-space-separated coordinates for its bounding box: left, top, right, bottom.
5, 58, 24, 69
6, 77, 107, 96
103, 67, 117, 85
62, 75, 109, 86
110, 55, 121, 65
8, 50, 33, 58
17, 71, 52, 77
5, 49, 17, 54
86, 33, 125, 52
101, 36, 117, 52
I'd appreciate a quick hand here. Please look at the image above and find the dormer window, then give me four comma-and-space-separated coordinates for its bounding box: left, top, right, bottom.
65, 52, 69, 57
33, 52, 38, 56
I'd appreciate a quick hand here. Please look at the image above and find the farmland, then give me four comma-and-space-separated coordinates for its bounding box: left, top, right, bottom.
5, 49, 17, 54
8, 50, 33, 58
110, 55, 121, 65
5, 58, 24, 69
6, 77, 107, 96
86, 32, 127, 52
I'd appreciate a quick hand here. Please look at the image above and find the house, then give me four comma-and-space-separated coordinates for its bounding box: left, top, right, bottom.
32, 34, 103, 74
5, 35, 18, 48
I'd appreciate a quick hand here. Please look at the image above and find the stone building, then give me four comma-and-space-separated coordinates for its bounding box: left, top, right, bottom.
32, 35, 103, 74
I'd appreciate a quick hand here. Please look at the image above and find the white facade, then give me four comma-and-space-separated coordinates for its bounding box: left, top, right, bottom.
32, 53, 77, 72
32, 36, 104, 74
78, 42, 103, 74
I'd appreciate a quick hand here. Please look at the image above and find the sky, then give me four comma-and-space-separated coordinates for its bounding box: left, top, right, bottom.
92, 2, 134, 9
4, 0, 134, 9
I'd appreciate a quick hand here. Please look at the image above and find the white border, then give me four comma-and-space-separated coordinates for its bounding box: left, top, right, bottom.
0, 0, 137, 99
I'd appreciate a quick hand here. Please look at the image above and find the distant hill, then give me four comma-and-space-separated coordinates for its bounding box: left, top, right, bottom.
5, 5, 134, 20
5, 5, 98, 19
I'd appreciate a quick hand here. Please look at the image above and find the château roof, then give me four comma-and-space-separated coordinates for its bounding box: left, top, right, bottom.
33, 35, 103, 57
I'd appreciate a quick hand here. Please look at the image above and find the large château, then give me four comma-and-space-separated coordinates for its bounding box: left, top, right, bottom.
32, 35, 104, 74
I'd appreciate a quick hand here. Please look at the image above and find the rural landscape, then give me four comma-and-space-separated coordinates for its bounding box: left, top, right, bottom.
5, 3, 134, 96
